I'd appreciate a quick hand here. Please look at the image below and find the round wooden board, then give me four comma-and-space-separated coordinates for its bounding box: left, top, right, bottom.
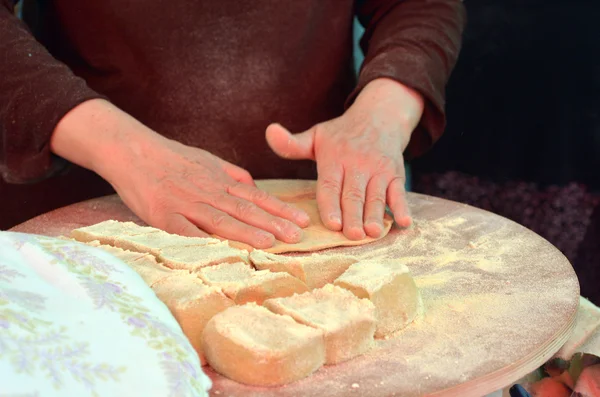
11, 180, 579, 396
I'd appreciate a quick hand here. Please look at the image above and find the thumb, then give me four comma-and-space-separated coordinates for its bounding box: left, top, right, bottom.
266, 123, 316, 161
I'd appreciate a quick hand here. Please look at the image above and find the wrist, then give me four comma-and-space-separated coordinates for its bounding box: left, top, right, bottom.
51, 99, 165, 180
352, 78, 424, 150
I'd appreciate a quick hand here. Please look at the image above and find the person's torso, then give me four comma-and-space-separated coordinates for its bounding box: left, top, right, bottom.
25, 0, 358, 178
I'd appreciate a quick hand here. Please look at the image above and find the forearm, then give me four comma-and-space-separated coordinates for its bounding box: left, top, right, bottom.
350, 78, 424, 151
353, 0, 466, 157
50, 99, 167, 182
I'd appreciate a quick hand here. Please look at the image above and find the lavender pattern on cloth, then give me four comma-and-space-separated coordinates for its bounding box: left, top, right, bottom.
0, 232, 211, 397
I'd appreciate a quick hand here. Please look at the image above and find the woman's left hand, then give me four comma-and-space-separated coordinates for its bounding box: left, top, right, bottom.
266, 78, 424, 240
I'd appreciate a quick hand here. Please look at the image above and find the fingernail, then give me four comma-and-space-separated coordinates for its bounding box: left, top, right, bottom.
255, 232, 274, 248
329, 214, 341, 226
350, 226, 366, 240
271, 220, 301, 242
287, 227, 303, 243
297, 211, 310, 225
281, 220, 302, 241
395, 215, 412, 228
365, 221, 383, 238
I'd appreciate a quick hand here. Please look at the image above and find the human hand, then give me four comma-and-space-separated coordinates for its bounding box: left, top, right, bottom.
51, 99, 309, 248
266, 78, 424, 240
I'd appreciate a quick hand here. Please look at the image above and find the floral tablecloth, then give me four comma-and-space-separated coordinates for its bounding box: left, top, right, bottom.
0, 231, 211, 397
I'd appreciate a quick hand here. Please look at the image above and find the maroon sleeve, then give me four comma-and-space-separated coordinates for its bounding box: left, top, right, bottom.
0, 1, 103, 184
351, 0, 467, 159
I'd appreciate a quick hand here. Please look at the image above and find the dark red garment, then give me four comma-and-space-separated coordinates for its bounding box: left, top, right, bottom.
0, 0, 465, 229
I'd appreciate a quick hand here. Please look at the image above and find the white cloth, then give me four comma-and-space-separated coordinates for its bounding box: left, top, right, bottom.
556, 296, 600, 360
0, 231, 211, 397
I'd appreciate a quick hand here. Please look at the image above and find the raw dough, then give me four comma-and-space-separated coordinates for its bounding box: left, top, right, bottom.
157, 241, 248, 271
72, 221, 249, 271
71, 220, 158, 245
196, 262, 308, 304
264, 284, 376, 364
92, 243, 173, 287
86, 241, 149, 262
250, 250, 358, 289
125, 255, 174, 287
229, 180, 394, 253
202, 303, 326, 386
334, 259, 421, 338
152, 273, 234, 365
114, 230, 220, 256
268, 199, 394, 254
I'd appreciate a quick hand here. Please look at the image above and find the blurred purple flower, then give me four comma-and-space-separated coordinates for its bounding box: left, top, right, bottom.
128, 317, 146, 328
104, 282, 122, 294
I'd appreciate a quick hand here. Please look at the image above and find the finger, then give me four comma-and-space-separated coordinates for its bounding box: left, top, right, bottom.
161, 213, 211, 238
387, 176, 412, 228
211, 192, 303, 243
186, 203, 275, 249
228, 182, 310, 228
364, 174, 388, 238
341, 169, 368, 240
316, 162, 344, 231
266, 123, 316, 160
219, 160, 255, 186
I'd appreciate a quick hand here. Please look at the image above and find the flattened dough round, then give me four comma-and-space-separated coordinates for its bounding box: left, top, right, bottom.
251, 180, 394, 254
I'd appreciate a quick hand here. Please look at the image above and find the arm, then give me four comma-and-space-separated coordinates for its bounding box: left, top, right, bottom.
352, 0, 467, 158
0, 0, 103, 183
266, 0, 466, 238
0, 2, 309, 247
51, 99, 310, 247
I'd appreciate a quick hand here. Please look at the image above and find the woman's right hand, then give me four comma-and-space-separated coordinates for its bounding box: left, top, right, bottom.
51, 99, 309, 249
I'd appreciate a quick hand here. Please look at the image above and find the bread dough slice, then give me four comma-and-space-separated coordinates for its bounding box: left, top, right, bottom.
125, 255, 174, 287
202, 303, 325, 386
89, 241, 149, 261
264, 284, 376, 364
157, 241, 248, 271
89, 243, 174, 287
114, 230, 220, 256
334, 259, 421, 338
250, 250, 357, 289
71, 220, 159, 245
196, 262, 308, 305
152, 273, 234, 365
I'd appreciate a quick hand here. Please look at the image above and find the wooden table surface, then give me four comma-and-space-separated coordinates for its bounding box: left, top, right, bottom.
11, 180, 580, 397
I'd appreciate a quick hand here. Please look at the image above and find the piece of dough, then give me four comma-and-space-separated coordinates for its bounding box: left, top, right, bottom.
196, 262, 308, 304
71, 220, 159, 245
334, 259, 421, 338
125, 255, 174, 287
152, 273, 234, 365
267, 199, 394, 253
87, 241, 149, 261
91, 243, 173, 287
264, 284, 376, 364
202, 303, 326, 386
250, 250, 358, 289
157, 241, 249, 271
240, 180, 394, 253
114, 230, 220, 256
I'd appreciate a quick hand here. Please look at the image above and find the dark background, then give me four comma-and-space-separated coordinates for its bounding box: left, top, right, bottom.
415, 0, 600, 187
412, 0, 600, 304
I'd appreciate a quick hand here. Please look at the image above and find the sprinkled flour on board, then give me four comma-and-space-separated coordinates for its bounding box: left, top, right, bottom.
208, 194, 579, 397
